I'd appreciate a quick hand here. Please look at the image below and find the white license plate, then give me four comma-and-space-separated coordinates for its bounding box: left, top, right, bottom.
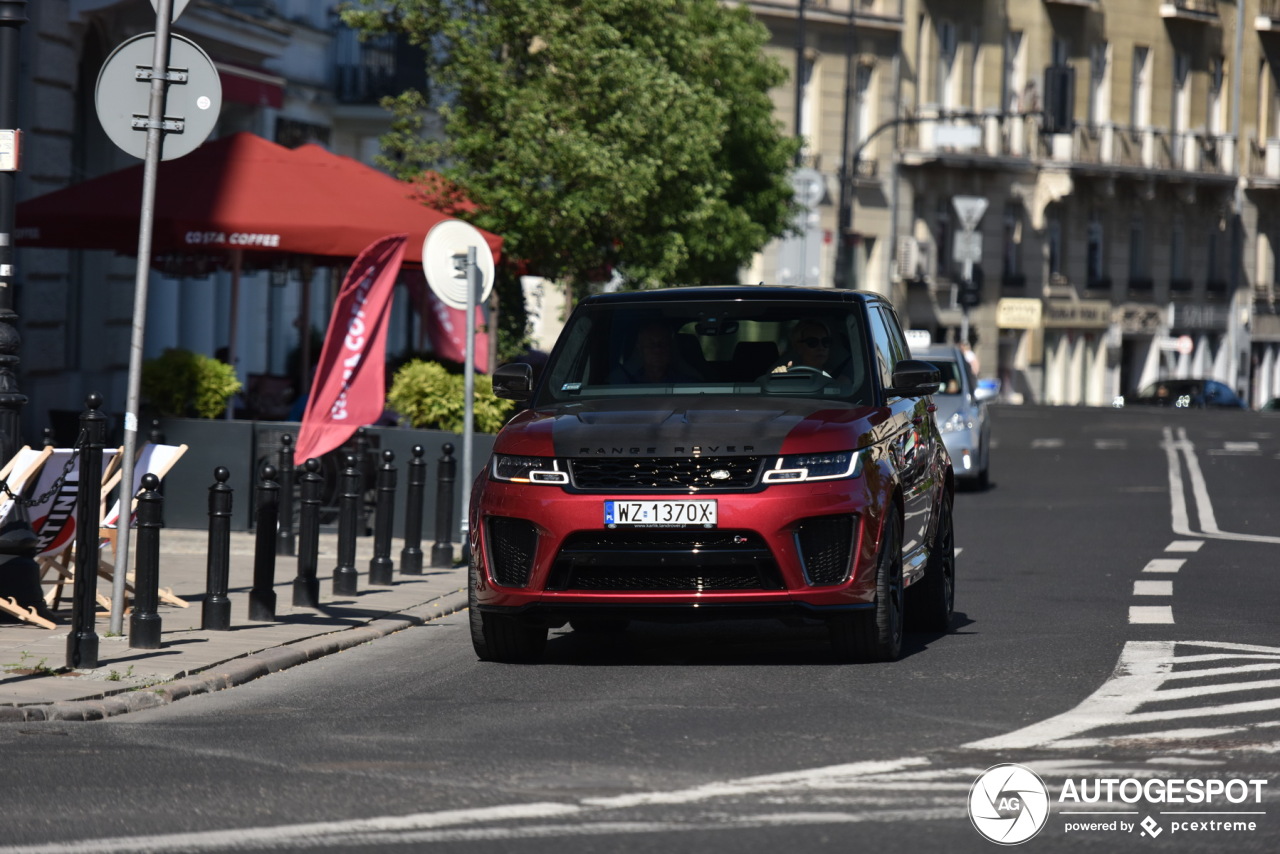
604, 500, 717, 527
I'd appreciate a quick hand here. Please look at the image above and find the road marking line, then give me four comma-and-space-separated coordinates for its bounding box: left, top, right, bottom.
1165, 540, 1203, 552
1143, 559, 1185, 573
1223, 441, 1261, 452
1094, 439, 1127, 450
1129, 606, 1174, 624
1031, 438, 1064, 448
954, 547, 963, 557
1133, 581, 1172, 596
1163, 428, 1280, 544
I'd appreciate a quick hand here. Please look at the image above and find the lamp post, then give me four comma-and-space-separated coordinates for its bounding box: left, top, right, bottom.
0, 1, 29, 465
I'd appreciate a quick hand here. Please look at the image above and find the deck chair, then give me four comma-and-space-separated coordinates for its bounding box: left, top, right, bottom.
0, 447, 57, 628
94, 443, 190, 611
32, 447, 122, 613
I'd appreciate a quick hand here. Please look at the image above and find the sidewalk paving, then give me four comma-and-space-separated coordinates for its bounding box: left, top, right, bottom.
0, 528, 468, 721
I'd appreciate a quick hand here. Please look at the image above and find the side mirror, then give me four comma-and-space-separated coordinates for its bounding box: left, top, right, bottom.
973, 384, 999, 403
886, 359, 941, 398
492, 362, 533, 401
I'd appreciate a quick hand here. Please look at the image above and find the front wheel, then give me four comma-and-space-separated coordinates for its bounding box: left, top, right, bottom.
469, 563, 548, 663
829, 512, 904, 663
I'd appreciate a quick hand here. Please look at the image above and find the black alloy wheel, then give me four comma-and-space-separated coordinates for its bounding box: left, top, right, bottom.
907, 490, 955, 632
829, 511, 904, 663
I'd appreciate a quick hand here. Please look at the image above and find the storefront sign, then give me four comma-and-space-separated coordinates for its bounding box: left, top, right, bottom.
1116, 304, 1165, 335
1172, 303, 1229, 331
1044, 299, 1112, 329
997, 297, 1042, 329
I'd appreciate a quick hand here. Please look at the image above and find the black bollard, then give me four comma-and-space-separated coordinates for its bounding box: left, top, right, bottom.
356, 427, 374, 536
249, 464, 280, 622
67, 393, 106, 670
368, 450, 396, 585
202, 467, 233, 631
129, 474, 164, 649
41, 426, 54, 448
400, 445, 426, 575
430, 443, 457, 568
276, 434, 296, 556
332, 453, 361, 596
148, 419, 166, 444
292, 458, 322, 608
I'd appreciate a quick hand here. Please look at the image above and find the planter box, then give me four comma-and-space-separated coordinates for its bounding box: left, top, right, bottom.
155, 418, 495, 542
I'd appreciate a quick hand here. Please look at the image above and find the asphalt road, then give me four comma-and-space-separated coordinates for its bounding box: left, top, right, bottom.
1, 404, 1278, 853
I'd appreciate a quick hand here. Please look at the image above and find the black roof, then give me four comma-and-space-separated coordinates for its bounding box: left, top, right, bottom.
580, 285, 883, 306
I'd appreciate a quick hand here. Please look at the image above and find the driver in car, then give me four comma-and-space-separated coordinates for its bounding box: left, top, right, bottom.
773, 319, 847, 380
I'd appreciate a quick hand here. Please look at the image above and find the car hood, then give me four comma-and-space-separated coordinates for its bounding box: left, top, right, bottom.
495, 397, 897, 458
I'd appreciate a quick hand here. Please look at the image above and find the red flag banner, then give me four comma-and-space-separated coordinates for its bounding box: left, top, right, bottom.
294, 234, 408, 464
421, 286, 491, 374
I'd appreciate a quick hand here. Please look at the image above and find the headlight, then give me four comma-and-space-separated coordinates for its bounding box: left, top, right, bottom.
491, 455, 569, 484
762, 450, 863, 483
940, 412, 972, 434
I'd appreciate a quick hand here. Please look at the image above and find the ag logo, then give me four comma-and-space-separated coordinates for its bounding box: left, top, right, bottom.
968, 763, 1050, 845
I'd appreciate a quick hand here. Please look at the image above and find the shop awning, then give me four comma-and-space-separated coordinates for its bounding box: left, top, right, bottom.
216, 63, 285, 108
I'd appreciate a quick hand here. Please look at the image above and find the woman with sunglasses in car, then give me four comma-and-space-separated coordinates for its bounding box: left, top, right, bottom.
773, 319, 848, 380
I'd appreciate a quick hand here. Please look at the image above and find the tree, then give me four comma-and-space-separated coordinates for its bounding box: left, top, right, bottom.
343, 0, 800, 299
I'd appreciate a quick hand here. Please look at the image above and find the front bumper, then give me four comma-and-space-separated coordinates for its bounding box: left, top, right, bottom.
941, 429, 982, 479
472, 477, 884, 614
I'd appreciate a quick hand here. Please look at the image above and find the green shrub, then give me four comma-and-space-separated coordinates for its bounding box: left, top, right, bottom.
141, 348, 243, 419
387, 359, 515, 433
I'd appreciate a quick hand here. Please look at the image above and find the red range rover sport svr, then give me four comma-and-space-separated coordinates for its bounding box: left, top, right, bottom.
469, 286, 955, 663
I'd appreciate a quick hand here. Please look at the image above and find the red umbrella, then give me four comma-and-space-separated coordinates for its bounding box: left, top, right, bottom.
16, 131, 501, 264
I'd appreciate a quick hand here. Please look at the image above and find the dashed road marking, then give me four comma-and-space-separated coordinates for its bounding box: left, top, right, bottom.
1165, 540, 1203, 552
1093, 439, 1127, 450
1031, 438, 1064, 449
1133, 581, 1173, 596
1142, 558, 1185, 573
1129, 606, 1174, 624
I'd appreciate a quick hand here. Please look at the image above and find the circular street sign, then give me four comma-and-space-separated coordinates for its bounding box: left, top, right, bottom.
96, 32, 222, 161
791, 167, 826, 209
1176, 334, 1194, 356
422, 220, 496, 311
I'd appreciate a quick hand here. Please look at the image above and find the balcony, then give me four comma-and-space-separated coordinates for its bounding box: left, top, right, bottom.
1170, 277, 1194, 294
739, 0, 905, 31
1247, 138, 1280, 187
1068, 124, 1234, 175
333, 27, 427, 105
899, 108, 1045, 164
1159, 0, 1218, 23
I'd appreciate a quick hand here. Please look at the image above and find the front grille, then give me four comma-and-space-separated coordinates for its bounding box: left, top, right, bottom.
546, 530, 782, 591
569, 457, 762, 492
487, 517, 538, 587
794, 515, 855, 586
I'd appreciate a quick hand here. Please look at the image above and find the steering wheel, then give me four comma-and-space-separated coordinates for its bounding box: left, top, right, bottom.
785, 365, 831, 379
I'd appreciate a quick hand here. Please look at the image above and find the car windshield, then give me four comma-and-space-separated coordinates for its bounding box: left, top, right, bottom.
534, 298, 875, 406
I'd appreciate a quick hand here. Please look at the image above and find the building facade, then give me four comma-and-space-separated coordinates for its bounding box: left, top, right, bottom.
747, 0, 1280, 407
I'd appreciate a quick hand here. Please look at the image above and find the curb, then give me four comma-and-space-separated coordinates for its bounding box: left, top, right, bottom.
0, 588, 468, 723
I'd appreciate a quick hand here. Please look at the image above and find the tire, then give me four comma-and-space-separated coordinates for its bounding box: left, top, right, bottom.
829, 512, 904, 663
469, 561, 548, 663
569, 617, 630, 634
907, 491, 954, 633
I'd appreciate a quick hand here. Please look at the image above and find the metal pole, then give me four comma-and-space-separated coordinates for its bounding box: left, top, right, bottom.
793, 0, 806, 166
202, 466, 232, 631
400, 445, 426, 575
332, 453, 361, 595
368, 449, 395, 585
66, 394, 105, 670
248, 464, 279, 621
128, 473, 163, 649
460, 248, 477, 551
112, 0, 175, 634
0, 1, 29, 466
292, 457, 322, 608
